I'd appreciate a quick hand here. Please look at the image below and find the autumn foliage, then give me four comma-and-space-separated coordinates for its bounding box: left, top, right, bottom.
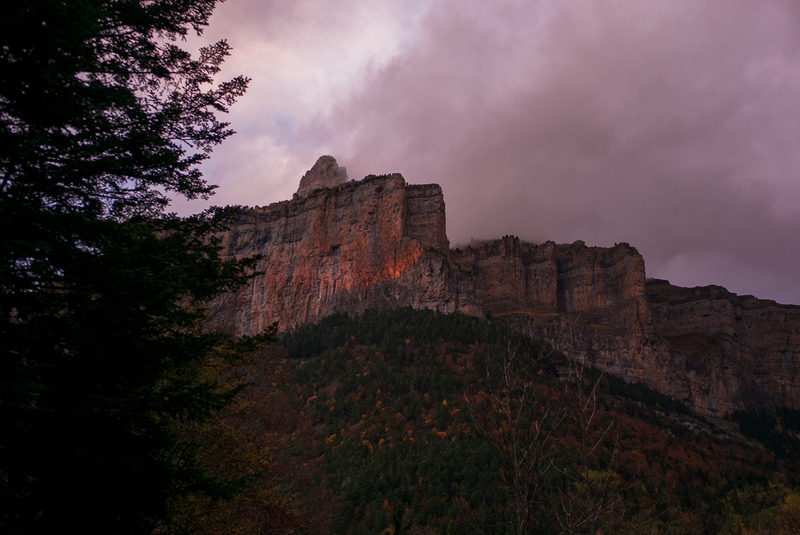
268, 308, 800, 534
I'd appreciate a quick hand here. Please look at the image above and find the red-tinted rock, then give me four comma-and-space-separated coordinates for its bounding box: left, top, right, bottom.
220, 174, 480, 334
219, 162, 800, 416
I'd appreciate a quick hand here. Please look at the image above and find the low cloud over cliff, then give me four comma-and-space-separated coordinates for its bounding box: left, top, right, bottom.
185, 0, 800, 304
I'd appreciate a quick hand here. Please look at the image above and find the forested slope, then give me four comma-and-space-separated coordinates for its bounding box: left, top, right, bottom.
237, 308, 800, 534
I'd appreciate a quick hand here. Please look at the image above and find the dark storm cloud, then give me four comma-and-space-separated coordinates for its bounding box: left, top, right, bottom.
308, 0, 800, 303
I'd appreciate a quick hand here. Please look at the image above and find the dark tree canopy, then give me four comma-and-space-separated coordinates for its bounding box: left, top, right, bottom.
0, 1, 262, 533
1, 0, 248, 216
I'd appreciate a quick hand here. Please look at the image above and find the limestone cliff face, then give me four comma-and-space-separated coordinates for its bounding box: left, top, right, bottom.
450, 237, 648, 322
646, 282, 800, 415
452, 238, 800, 416
220, 165, 800, 416
450, 237, 671, 404
220, 174, 479, 334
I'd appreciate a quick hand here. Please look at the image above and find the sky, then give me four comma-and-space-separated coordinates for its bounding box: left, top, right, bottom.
177, 0, 800, 305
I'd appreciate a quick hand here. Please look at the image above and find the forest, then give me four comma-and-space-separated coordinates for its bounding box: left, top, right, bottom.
194, 307, 800, 534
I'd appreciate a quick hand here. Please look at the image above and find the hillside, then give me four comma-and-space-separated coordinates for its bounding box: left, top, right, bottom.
220, 308, 800, 534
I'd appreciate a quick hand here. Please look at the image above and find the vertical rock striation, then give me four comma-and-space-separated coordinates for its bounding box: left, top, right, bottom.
450, 237, 669, 404
220, 173, 480, 334
450, 238, 800, 416
220, 161, 800, 416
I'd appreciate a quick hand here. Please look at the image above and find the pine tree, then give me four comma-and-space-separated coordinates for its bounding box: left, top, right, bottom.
0, 1, 263, 533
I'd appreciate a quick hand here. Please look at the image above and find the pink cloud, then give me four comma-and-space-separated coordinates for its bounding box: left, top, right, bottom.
300, 0, 800, 303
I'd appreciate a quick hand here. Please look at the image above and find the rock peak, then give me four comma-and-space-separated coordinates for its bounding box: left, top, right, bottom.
296, 156, 348, 198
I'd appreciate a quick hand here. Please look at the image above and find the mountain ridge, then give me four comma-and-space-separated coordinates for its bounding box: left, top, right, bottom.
219, 157, 800, 416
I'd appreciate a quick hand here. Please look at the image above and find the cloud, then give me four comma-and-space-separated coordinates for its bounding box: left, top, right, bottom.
175, 0, 800, 304
171, 0, 433, 212
301, 0, 800, 303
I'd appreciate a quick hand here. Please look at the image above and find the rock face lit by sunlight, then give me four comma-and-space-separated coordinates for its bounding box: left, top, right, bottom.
219, 171, 458, 334
216, 162, 800, 418
182, 0, 800, 305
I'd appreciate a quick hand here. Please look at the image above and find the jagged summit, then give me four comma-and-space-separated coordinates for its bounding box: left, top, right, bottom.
295, 155, 349, 198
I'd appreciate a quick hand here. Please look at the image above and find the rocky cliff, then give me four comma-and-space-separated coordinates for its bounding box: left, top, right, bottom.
645, 282, 800, 415
220, 157, 800, 416
220, 168, 480, 335
448, 237, 800, 416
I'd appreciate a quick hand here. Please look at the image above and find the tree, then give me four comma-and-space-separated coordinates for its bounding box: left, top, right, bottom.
0, 1, 263, 533
549, 357, 627, 535
160, 344, 337, 535
465, 336, 567, 533
465, 331, 629, 534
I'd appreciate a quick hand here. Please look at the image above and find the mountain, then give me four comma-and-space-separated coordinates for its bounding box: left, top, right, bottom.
219, 156, 800, 417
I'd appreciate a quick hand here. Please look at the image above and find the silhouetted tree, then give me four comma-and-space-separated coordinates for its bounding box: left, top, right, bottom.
0, 1, 265, 533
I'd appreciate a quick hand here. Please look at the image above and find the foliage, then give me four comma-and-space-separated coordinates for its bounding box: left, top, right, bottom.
278, 308, 800, 535
161, 343, 336, 535
464, 331, 633, 534
593, 371, 692, 416
0, 1, 269, 533
715, 481, 800, 535
1, 0, 248, 218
